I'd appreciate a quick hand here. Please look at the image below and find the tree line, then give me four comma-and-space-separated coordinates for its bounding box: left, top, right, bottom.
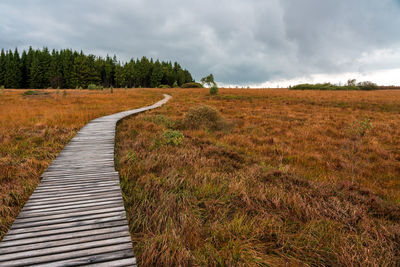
0, 47, 194, 89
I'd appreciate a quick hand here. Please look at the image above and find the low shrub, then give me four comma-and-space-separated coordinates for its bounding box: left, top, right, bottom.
291, 83, 360, 91
181, 82, 203, 88
357, 81, 378, 91
162, 130, 184, 146
210, 85, 219, 95
182, 105, 230, 131
87, 84, 104, 90
158, 84, 171, 89
0, 85, 5, 89
22, 90, 42, 96
291, 82, 379, 91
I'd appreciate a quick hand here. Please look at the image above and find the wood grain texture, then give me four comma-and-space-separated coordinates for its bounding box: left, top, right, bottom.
0, 94, 170, 266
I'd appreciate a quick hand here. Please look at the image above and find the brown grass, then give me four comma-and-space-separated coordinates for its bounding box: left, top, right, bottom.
0, 88, 163, 239
115, 88, 400, 266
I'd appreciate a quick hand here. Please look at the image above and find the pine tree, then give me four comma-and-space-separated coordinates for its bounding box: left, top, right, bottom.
183, 70, 194, 83
150, 60, 163, 88
138, 56, 151, 87
21, 50, 29, 88
104, 55, 114, 87
71, 52, 91, 88
41, 47, 52, 88
125, 59, 135, 88
114, 63, 126, 88
5, 49, 22, 88
161, 63, 175, 86
30, 53, 43, 89
14, 49, 22, 88
86, 54, 101, 86
61, 49, 74, 89
176, 70, 185, 87
0, 49, 5, 87
49, 49, 63, 88
24, 47, 35, 88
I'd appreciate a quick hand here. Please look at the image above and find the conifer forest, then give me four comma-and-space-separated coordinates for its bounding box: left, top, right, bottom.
0, 47, 194, 89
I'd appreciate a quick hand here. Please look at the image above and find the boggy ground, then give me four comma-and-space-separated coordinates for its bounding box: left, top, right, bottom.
115, 88, 400, 266
0, 88, 162, 239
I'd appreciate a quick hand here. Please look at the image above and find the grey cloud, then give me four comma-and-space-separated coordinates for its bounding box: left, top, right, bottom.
0, 0, 399, 84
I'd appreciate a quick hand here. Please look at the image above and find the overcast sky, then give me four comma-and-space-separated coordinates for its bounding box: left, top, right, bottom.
1, 0, 399, 86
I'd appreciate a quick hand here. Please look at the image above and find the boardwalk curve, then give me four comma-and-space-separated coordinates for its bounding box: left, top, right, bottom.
0, 94, 171, 266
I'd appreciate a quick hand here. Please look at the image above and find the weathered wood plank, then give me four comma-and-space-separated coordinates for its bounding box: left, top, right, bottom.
0, 236, 132, 262
0, 243, 134, 266
30, 249, 136, 267
7, 214, 126, 236
28, 187, 122, 200
2, 220, 127, 241
85, 258, 137, 267
10, 210, 126, 229
25, 192, 122, 206
0, 230, 128, 255
35, 180, 120, 190
12, 207, 125, 226
26, 190, 122, 204
22, 196, 122, 211
0, 225, 129, 248
17, 202, 124, 218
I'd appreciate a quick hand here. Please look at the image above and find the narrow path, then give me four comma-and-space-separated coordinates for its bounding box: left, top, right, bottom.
0, 94, 171, 267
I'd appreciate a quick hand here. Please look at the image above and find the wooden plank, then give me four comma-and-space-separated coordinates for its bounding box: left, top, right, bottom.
41, 171, 119, 180
22, 196, 122, 211
0, 243, 133, 266
0, 225, 129, 248
85, 258, 137, 267
25, 191, 122, 206
18, 201, 124, 218
17, 202, 124, 219
35, 180, 120, 190
28, 187, 122, 200
0, 230, 128, 255
7, 214, 126, 236
30, 249, 135, 267
2, 220, 127, 241
0, 236, 132, 262
33, 183, 122, 193
42, 167, 116, 175
11, 210, 126, 229
39, 177, 119, 187
12, 207, 125, 226
25, 190, 122, 204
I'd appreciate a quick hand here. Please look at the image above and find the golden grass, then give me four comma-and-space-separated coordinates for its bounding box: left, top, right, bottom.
1, 88, 399, 265
0, 88, 163, 239
115, 88, 400, 266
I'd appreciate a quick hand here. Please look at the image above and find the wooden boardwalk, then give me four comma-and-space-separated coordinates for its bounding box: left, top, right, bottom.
0, 94, 171, 267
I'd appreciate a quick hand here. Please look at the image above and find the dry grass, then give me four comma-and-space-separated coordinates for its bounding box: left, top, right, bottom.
115, 88, 400, 266
0, 88, 163, 239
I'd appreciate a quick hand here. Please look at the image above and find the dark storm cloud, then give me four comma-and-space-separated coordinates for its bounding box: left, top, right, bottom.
0, 0, 399, 84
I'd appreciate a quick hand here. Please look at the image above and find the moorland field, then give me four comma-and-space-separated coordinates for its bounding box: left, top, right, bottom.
1, 88, 400, 266
0, 89, 161, 238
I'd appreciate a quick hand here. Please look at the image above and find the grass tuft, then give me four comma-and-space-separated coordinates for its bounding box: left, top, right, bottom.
181, 105, 231, 131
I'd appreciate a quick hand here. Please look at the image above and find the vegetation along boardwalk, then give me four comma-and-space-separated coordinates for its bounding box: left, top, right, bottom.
0, 94, 171, 267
